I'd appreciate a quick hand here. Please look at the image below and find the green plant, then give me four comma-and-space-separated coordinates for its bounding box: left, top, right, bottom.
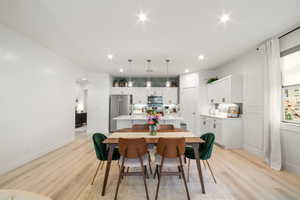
207, 77, 218, 84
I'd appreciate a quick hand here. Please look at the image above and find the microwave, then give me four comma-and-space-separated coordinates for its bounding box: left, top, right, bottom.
148, 96, 163, 104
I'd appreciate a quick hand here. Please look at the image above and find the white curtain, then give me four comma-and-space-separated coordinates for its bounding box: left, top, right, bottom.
261, 38, 282, 170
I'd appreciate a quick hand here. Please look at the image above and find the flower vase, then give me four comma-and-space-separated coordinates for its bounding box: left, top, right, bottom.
149, 125, 158, 136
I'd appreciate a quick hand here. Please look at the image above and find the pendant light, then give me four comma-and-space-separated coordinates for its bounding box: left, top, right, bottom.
146, 59, 152, 87
128, 59, 133, 87
165, 59, 171, 87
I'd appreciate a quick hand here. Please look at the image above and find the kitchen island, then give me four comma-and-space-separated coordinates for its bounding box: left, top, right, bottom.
113, 114, 183, 130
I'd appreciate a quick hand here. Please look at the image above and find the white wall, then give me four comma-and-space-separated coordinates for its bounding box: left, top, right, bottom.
86, 73, 110, 135
0, 24, 84, 174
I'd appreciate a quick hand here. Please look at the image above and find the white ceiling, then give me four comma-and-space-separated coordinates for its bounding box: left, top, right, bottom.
0, 0, 300, 76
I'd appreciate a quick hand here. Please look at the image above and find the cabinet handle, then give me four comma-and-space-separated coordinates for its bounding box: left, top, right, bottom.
203, 121, 206, 125
222, 98, 225, 102
211, 99, 214, 103
213, 123, 216, 128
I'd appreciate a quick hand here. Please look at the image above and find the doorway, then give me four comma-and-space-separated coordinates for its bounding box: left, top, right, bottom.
75, 79, 88, 137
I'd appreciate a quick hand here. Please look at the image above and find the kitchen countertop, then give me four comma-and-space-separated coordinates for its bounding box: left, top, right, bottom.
113, 115, 184, 121
200, 114, 242, 120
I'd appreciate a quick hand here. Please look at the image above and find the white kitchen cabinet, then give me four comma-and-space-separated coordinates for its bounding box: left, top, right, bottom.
111, 87, 132, 95
207, 75, 242, 103
163, 88, 178, 104
200, 115, 243, 149
132, 87, 148, 104
147, 87, 164, 96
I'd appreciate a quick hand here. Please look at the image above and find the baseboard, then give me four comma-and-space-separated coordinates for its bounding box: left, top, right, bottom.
243, 144, 265, 159
284, 162, 300, 176
0, 136, 74, 175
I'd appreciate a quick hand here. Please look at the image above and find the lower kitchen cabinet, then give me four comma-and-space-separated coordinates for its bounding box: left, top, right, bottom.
200, 115, 243, 149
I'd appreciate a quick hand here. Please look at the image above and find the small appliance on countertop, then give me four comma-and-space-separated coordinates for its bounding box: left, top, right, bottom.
208, 103, 241, 118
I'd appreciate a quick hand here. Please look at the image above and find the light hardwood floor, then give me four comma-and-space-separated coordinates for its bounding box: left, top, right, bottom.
1, 136, 300, 200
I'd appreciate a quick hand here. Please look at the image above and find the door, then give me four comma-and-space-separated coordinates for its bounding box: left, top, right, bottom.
180, 87, 197, 134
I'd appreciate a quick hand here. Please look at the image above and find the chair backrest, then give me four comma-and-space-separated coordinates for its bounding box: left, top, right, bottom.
132, 124, 149, 130
159, 124, 175, 130
119, 138, 148, 158
199, 133, 215, 160
156, 138, 185, 158
92, 133, 108, 161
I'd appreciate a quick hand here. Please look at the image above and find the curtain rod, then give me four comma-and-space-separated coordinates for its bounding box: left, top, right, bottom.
278, 26, 300, 39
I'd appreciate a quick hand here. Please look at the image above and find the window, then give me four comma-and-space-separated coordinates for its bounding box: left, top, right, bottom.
281, 50, 300, 123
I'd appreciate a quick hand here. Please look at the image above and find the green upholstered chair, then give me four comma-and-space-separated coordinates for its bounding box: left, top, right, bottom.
91, 133, 120, 185
184, 133, 217, 183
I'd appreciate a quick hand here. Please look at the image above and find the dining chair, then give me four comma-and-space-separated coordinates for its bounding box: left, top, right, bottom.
158, 124, 175, 130
154, 137, 190, 200
114, 138, 151, 200
91, 133, 120, 185
132, 124, 149, 130
185, 133, 217, 183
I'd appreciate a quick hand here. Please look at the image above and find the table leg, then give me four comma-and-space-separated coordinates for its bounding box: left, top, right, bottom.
192, 143, 205, 194
101, 144, 116, 196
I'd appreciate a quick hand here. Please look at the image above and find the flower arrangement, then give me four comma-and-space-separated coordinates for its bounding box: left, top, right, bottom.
147, 110, 161, 135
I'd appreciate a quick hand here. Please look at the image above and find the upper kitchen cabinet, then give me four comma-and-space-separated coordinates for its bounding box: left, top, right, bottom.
207, 75, 243, 103
132, 87, 147, 104
163, 88, 178, 104
111, 87, 132, 95
147, 87, 164, 96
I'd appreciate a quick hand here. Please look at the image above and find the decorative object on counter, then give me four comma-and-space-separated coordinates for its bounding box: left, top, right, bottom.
113, 80, 119, 87
207, 77, 219, 84
118, 78, 128, 87
147, 110, 161, 136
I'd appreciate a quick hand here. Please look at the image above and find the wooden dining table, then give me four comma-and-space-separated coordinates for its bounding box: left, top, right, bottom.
101, 128, 206, 196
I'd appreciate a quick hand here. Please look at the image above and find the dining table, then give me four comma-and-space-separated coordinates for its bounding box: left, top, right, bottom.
101, 128, 206, 196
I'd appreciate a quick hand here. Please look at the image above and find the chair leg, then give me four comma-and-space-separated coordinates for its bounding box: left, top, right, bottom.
144, 166, 149, 179
141, 164, 150, 200
187, 158, 190, 182
184, 156, 187, 164
153, 165, 158, 179
91, 161, 101, 185
147, 152, 153, 175
114, 165, 124, 200
206, 160, 217, 184
178, 166, 182, 179
155, 166, 162, 200
179, 157, 191, 200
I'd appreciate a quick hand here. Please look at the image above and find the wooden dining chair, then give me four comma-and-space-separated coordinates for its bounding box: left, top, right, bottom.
114, 138, 151, 200
158, 124, 175, 130
154, 138, 190, 200
185, 133, 217, 183
91, 133, 120, 185
132, 124, 149, 130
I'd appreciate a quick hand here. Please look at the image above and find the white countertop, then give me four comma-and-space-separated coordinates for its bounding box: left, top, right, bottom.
200, 114, 242, 120
113, 115, 183, 121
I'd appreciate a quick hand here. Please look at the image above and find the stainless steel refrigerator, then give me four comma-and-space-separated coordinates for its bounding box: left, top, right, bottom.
109, 95, 131, 132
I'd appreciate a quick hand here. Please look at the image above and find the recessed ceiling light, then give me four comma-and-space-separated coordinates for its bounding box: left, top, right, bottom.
198, 55, 205, 60
107, 54, 113, 60
119, 68, 124, 73
137, 11, 148, 23
185, 69, 189, 73
219, 13, 231, 24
